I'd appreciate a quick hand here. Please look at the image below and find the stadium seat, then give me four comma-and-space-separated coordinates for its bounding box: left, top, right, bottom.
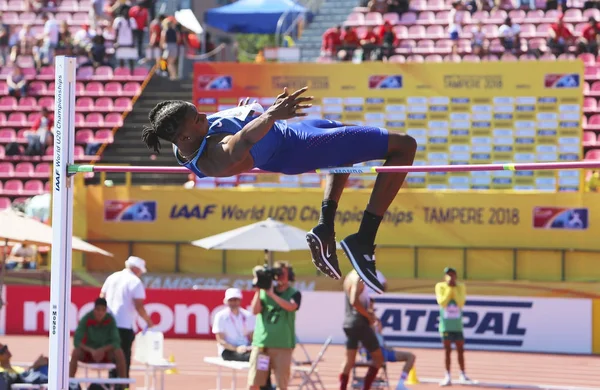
345, 12, 365, 26
0, 146, 4, 159
0, 96, 17, 111
58, 0, 79, 11
16, 55, 35, 69
76, 97, 94, 112
584, 97, 597, 113
133, 67, 150, 80
114, 97, 132, 112
407, 54, 425, 62
0, 81, 7, 95
38, 97, 55, 109
44, 181, 51, 192
86, 113, 104, 127
28, 81, 47, 95
85, 82, 104, 97
94, 66, 114, 80
419, 11, 436, 24
383, 12, 400, 24
587, 114, 600, 129
0, 162, 14, 178
104, 113, 123, 127
76, 129, 94, 144
72, 12, 88, 24
75, 113, 85, 127
23, 179, 43, 195
104, 82, 123, 96
15, 162, 34, 177
426, 54, 443, 62
399, 12, 417, 25
16, 129, 28, 143
425, 25, 444, 39
585, 150, 600, 160
77, 66, 94, 80
509, 9, 526, 22
388, 55, 405, 63
113, 67, 131, 81
38, 67, 55, 81
123, 82, 141, 97
5, 112, 24, 127
365, 12, 383, 26
94, 130, 114, 143
0, 197, 10, 210
74, 146, 85, 159
407, 25, 425, 39
579, 53, 596, 66
95, 97, 114, 112
34, 162, 51, 178
584, 131, 596, 146
3, 180, 23, 195
18, 97, 37, 111
0, 67, 12, 80
463, 54, 481, 62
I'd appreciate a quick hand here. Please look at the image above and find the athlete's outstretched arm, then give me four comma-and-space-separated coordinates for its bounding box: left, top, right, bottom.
226, 87, 313, 159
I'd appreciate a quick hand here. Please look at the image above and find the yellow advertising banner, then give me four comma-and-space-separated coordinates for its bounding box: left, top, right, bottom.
89, 187, 597, 250
193, 61, 584, 191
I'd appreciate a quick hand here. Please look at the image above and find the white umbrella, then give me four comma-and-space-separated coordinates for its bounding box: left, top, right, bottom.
191, 218, 311, 252
0, 208, 112, 256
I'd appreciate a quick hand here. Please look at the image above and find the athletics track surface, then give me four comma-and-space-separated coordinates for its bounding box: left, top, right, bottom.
6, 336, 600, 389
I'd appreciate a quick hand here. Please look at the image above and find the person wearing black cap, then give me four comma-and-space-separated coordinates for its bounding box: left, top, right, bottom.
435, 267, 471, 387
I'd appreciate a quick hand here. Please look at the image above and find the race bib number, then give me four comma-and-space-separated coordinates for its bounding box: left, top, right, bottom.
444, 304, 461, 319
257, 354, 270, 371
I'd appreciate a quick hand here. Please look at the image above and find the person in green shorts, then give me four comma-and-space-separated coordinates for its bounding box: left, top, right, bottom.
248, 261, 302, 390
435, 267, 472, 387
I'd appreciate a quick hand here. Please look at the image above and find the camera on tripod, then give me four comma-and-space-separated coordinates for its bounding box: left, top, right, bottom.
252, 263, 295, 290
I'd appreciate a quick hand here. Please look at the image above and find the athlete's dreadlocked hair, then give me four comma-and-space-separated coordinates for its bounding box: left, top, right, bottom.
141, 100, 191, 153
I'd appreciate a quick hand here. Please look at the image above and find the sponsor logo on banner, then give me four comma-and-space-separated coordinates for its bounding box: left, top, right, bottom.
197, 75, 232, 90
532, 207, 589, 230
104, 200, 157, 222
368, 75, 403, 89
544, 74, 580, 88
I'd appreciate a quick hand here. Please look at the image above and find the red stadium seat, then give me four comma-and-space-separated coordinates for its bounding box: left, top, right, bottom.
95, 97, 114, 111
105, 82, 123, 96
114, 97, 132, 111
583, 131, 596, 146
76, 97, 94, 112
104, 113, 123, 127
95, 130, 114, 143
23, 180, 43, 195
0, 97, 17, 111
76, 129, 94, 144
3, 180, 23, 196
85, 113, 104, 127
34, 163, 51, 178
0, 197, 10, 210
5, 113, 26, 127
0, 162, 14, 178
15, 162, 34, 177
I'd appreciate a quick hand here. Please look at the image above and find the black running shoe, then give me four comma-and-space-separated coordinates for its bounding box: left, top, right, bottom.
306, 224, 342, 279
340, 233, 384, 294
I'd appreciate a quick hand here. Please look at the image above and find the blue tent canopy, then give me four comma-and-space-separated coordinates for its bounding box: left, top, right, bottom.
204, 0, 310, 34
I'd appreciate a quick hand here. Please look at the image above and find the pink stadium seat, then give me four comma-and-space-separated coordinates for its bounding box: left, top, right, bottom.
0, 197, 10, 210
583, 131, 596, 145
0, 146, 4, 159
418, 11, 435, 24
74, 82, 85, 95
587, 114, 600, 129
383, 12, 400, 24
413, 39, 434, 54
16, 129, 28, 143
16, 55, 35, 69
558, 53, 576, 60
407, 54, 425, 62
0, 97, 17, 111
0, 81, 7, 96
407, 25, 426, 39
564, 8, 582, 23
584, 97, 597, 112
6, 113, 26, 127
539, 52, 556, 61
501, 53, 518, 61
462, 54, 481, 62
590, 81, 600, 96
488, 9, 507, 23
425, 54, 443, 62
0, 67, 12, 80
28, 81, 47, 95
85, 82, 104, 97
94, 129, 114, 143
76, 97, 94, 112
0, 162, 14, 178
585, 150, 600, 160
393, 25, 407, 37
94, 66, 114, 80
85, 113, 104, 127
133, 67, 150, 80
3, 180, 23, 195
428, 0, 445, 9
123, 82, 141, 97
1, 12, 18, 23
482, 25, 498, 38
55, 12, 72, 22
45, 146, 54, 157
0, 113, 6, 126
388, 55, 406, 63
471, 11, 488, 22
436, 39, 453, 53
23, 180, 43, 195
509, 9, 526, 23
396, 39, 416, 54
410, 0, 427, 10
104, 113, 123, 127
104, 82, 123, 96
519, 24, 535, 38
425, 25, 444, 38
38, 67, 55, 81
365, 12, 383, 26
58, 0, 79, 11
583, 8, 600, 20
44, 181, 51, 192
584, 81, 590, 94
345, 12, 365, 26
34, 163, 51, 178
527, 10, 544, 23
95, 97, 114, 111
75, 113, 85, 127
38, 97, 55, 109
27, 112, 41, 124
72, 12, 88, 24
585, 66, 598, 77
75, 129, 94, 144
399, 12, 417, 25
15, 162, 33, 177
114, 97, 132, 112
482, 54, 499, 61
74, 146, 85, 159
18, 97, 37, 111
77, 66, 94, 80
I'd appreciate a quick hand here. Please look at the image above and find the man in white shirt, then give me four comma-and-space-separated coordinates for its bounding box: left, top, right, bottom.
498, 17, 521, 53
212, 288, 255, 361
100, 256, 154, 379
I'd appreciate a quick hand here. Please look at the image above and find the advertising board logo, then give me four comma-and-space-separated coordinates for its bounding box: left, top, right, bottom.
544, 74, 580, 88
369, 75, 403, 89
104, 200, 157, 222
532, 207, 588, 230
197, 75, 232, 90
374, 297, 529, 348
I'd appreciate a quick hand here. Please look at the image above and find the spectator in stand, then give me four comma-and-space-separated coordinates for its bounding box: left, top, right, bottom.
321, 25, 341, 58
0, 14, 9, 66
577, 17, 600, 55
36, 13, 60, 69
449, 1, 465, 53
147, 14, 166, 67
25, 107, 53, 156
378, 21, 399, 60
388, 0, 409, 16
90, 0, 111, 28
129, 3, 149, 59
10, 24, 35, 64
56, 21, 74, 56
360, 26, 381, 61
70, 298, 127, 378
471, 22, 488, 56
548, 14, 574, 55
73, 24, 96, 54
369, 0, 389, 13
7, 66, 28, 98
113, 6, 139, 71
160, 18, 180, 80
82, 34, 110, 68
338, 26, 360, 61
498, 17, 521, 54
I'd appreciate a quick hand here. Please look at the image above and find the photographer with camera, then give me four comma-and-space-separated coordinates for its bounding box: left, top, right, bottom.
248, 261, 301, 390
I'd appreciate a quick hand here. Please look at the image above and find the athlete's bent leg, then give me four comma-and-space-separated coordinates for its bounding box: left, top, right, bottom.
341, 132, 417, 293
392, 350, 415, 390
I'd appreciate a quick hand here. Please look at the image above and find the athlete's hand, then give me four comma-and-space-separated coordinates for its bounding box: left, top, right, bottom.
265, 87, 313, 120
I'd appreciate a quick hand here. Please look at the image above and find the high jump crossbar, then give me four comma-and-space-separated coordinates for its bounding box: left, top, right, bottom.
68, 160, 600, 175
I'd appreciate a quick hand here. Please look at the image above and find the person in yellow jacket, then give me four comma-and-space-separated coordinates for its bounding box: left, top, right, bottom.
435, 267, 472, 387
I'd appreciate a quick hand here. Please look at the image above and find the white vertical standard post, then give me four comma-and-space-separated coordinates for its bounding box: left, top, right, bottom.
49, 55, 77, 390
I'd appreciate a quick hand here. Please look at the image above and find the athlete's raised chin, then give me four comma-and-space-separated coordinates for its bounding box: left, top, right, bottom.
175, 103, 209, 152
